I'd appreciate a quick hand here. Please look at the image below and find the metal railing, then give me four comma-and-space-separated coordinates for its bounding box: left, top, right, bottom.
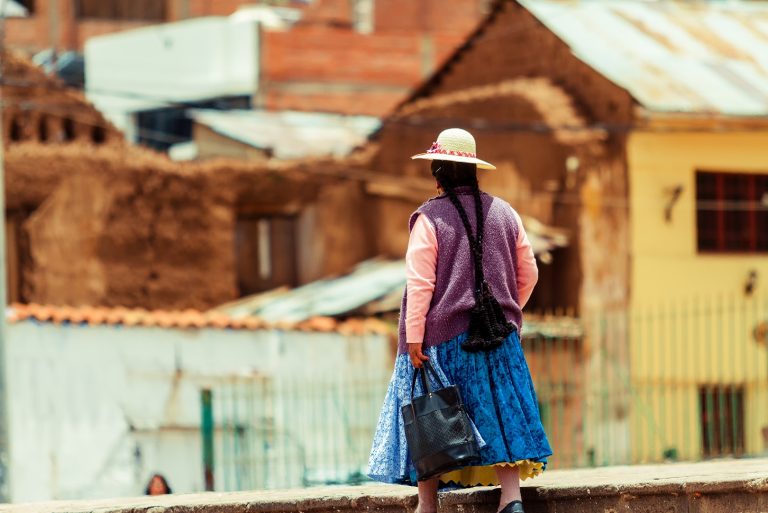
203, 293, 768, 490
205, 372, 390, 491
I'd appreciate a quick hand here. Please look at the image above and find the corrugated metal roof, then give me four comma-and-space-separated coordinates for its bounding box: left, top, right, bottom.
189, 109, 381, 159
520, 0, 768, 116
218, 260, 406, 322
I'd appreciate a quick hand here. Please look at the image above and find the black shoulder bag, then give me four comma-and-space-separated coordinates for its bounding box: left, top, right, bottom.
401, 360, 481, 481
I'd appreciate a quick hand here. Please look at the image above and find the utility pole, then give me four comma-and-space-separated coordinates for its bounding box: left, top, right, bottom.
0, 0, 12, 503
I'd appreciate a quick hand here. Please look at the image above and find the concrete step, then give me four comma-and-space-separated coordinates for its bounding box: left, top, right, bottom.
4, 458, 768, 513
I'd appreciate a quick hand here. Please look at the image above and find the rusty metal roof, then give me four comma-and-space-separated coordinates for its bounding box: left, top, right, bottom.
520, 0, 768, 116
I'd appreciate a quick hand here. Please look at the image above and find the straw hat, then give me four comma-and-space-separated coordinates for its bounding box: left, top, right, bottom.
411, 128, 496, 170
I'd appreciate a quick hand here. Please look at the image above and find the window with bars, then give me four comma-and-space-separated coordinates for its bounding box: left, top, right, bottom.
698, 385, 745, 458
696, 171, 768, 253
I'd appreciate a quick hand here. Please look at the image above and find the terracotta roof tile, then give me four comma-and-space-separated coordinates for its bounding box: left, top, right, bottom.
6, 303, 391, 336
296, 316, 338, 333
86, 307, 110, 326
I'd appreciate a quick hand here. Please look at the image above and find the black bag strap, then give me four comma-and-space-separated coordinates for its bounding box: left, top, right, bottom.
409, 360, 447, 400
445, 189, 486, 298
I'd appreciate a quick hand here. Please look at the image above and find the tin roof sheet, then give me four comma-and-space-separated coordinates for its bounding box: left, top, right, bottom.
520, 0, 768, 116
218, 218, 569, 323
189, 109, 381, 159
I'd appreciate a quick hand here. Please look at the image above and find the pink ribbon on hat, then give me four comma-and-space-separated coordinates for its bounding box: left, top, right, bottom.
426, 141, 477, 158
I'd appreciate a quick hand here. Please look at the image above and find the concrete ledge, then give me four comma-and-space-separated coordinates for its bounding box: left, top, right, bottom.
3, 458, 768, 513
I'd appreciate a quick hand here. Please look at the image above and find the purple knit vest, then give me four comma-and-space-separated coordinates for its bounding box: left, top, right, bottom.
397, 188, 522, 355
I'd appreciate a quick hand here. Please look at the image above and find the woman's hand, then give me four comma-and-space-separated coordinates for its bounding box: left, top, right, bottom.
408, 343, 430, 368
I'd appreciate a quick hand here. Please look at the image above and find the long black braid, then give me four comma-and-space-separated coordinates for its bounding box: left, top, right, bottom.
433, 162, 515, 352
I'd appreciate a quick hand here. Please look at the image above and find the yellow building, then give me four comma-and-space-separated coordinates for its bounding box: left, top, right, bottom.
627, 128, 768, 462
537, 0, 768, 463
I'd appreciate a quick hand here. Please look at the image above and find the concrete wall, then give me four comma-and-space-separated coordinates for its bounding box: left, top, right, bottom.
6, 320, 391, 502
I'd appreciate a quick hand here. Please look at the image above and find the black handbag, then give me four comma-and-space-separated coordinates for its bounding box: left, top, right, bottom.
401, 361, 481, 481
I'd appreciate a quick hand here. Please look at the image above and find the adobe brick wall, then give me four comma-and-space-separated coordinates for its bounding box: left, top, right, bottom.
1, 52, 122, 146
408, 1, 634, 126
369, 0, 635, 314
373, 83, 590, 311
4, 143, 382, 310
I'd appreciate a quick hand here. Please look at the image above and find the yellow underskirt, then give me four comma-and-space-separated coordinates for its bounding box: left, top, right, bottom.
439, 460, 544, 487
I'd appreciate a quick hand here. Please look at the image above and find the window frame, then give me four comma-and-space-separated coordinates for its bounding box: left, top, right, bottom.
695, 170, 768, 254
234, 213, 299, 298
698, 384, 745, 458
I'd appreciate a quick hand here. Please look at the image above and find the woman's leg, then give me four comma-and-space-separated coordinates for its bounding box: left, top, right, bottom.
415, 477, 439, 513
495, 464, 522, 511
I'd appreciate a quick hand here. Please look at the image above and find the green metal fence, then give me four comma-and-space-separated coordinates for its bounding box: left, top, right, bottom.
203, 293, 768, 490
207, 372, 391, 491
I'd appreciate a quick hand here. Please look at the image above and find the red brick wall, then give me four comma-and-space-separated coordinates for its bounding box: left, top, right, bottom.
5, 0, 487, 50
260, 27, 473, 115
5, 0, 488, 115
263, 27, 424, 85
183, 0, 247, 17
5, 1, 156, 53
263, 89, 404, 117
374, 0, 487, 34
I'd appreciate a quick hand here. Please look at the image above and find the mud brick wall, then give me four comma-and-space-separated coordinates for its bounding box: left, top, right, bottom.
369, 0, 635, 314
1, 52, 122, 147
4, 144, 376, 310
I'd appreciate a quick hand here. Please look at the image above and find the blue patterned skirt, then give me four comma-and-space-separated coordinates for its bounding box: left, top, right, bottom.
367, 331, 552, 486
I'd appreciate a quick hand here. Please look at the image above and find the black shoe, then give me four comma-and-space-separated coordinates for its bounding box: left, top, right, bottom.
499, 500, 524, 513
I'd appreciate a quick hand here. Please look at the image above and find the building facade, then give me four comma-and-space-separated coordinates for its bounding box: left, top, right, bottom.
370, 0, 768, 465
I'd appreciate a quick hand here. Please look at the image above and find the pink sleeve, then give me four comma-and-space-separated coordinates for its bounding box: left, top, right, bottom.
512, 209, 538, 308
405, 214, 438, 345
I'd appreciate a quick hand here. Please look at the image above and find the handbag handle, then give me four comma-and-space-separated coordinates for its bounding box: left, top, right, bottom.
409, 360, 447, 400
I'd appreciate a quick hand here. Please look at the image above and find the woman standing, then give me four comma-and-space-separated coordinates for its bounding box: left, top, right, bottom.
368, 129, 552, 513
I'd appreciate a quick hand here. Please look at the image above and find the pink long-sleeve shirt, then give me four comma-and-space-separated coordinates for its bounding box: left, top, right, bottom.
405, 210, 538, 345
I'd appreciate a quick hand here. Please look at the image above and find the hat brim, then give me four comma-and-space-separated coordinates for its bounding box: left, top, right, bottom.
411, 153, 496, 170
